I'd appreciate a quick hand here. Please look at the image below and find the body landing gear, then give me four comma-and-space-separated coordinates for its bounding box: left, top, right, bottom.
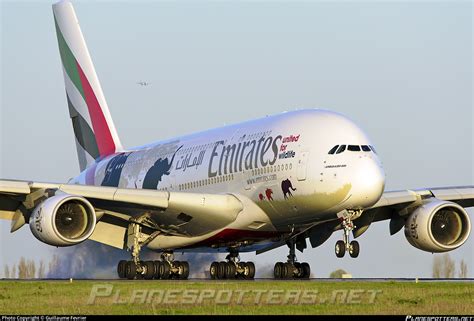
117, 221, 190, 279
335, 211, 360, 258
209, 252, 255, 280
274, 240, 310, 279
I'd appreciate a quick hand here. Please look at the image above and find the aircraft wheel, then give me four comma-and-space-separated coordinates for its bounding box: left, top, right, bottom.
153, 261, 162, 279
210, 262, 218, 279
144, 261, 155, 280
349, 240, 360, 258
225, 262, 236, 279
117, 260, 127, 279
179, 261, 190, 280
335, 240, 346, 258
301, 262, 311, 279
125, 261, 137, 280
274, 262, 283, 279
160, 261, 171, 279
245, 262, 255, 279
217, 261, 227, 279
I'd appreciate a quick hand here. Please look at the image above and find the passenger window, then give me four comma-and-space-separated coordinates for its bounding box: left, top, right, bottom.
361, 145, 371, 152
348, 145, 361, 151
328, 145, 339, 154
336, 145, 346, 154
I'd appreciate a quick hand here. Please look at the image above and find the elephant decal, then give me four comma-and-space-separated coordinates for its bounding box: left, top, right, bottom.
142, 146, 183, 190
101, 152, 131, 187
265, 188, 274, 201
281, 179, 296, 199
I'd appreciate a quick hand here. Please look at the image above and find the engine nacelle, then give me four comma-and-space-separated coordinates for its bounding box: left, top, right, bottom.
29, 194, 96, 246
404, 199, 471, 253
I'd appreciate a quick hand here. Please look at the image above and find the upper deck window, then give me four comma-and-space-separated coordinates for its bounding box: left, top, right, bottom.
328, 145, 339, 154
361, 145, 371, 152
348, 145, 361, 151
336, 145, 346, 154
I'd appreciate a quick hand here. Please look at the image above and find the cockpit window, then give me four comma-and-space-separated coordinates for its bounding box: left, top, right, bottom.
369, 145, 377, 154
348, 145, 361, 151
361, 145, 371, 152
336, 145, 346, 154
328, 145, 339, 154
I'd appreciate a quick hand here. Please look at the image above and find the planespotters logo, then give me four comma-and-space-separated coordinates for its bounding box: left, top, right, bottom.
87, 284, 382, 306
406, 317, 474, 321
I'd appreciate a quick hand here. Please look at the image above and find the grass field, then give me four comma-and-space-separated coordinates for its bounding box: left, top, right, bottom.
0, 280, 472, 315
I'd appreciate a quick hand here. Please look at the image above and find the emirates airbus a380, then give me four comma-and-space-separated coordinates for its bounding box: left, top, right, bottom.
1, 1, 472, 280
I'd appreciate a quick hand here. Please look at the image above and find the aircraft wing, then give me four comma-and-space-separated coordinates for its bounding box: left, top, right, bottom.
0, 179, 243, 248
352, 186, 474, 237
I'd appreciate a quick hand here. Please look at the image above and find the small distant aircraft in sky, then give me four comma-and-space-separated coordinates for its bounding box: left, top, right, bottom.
137, 81, 151, 86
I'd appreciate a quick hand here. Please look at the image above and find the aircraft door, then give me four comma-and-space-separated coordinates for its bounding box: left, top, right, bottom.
297, 151, 309, 181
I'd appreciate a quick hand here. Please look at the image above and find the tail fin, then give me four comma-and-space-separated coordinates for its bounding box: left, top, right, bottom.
53, 0, 122, 171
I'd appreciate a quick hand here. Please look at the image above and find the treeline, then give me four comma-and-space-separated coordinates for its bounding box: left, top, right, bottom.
432, 254, 468, 278
3, 256, 59, 279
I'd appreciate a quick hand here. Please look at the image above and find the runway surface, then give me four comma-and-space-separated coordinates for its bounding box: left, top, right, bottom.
2, 277, 473, 282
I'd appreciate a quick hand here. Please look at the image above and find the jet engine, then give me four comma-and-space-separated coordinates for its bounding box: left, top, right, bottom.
404, 199, 471, 252
29, 194, 96, 246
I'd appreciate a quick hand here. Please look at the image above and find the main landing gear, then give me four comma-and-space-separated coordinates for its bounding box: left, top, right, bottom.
274, 239, 310, 279
335, 211, 360, 258
117, 221, 189, 279
209, 251, 255, 280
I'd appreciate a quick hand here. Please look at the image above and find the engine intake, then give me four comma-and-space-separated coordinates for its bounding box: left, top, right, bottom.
29, 194, 96, 246
404, 199, 471, 253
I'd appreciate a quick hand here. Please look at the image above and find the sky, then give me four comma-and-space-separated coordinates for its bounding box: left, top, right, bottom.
0, 0, 472, 278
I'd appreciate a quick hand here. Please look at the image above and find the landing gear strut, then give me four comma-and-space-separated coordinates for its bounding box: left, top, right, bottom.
209, 251, 255, 280
117, 221, 189, 279
274, 239, 310, 279
335, 211, 360, 258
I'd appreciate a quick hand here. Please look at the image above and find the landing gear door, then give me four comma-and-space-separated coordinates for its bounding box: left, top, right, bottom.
297, 151, 309, 181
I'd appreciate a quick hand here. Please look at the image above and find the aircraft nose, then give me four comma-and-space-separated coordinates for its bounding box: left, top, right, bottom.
350, 157, 385, 208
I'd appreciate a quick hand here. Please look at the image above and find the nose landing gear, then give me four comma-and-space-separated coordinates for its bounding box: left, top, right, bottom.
335, 210, 361, 258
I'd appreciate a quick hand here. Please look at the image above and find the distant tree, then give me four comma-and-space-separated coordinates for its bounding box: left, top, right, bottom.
38, 260, 45, 279
48, 255, 61, 277
18, 257, 28, 279
329, 269, 348, 278
11, 264, 17, 279
26, 260, 36, 279
459, 259, 468, 278
4, 265, 10, 279
432, 254, 455, 278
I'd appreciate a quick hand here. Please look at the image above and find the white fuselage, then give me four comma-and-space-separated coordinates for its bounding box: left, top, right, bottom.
71, 109, 385, 251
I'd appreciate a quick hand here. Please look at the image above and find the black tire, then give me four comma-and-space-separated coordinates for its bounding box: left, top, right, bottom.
210, 262, 218, 279
153, 261, 162, 279
294, 262, 301, 278
335, 240, 346, 258
179, 261, 190, 280
117, 260, 127, 279
225, 262, 236, 279
143, 261, 154, 279
125, 261, 137, 280
301, 262, 311, 279
280, 263, 289, 279
160, 261, 171, 279
246, 262, 255, 279
283, 263, 294, 279
349, 240, 360, 258
274, 262, 283, 279
217, 261, 227, 279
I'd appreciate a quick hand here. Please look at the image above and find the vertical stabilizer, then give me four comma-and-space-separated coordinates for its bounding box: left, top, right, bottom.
53, 0, 122, 171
